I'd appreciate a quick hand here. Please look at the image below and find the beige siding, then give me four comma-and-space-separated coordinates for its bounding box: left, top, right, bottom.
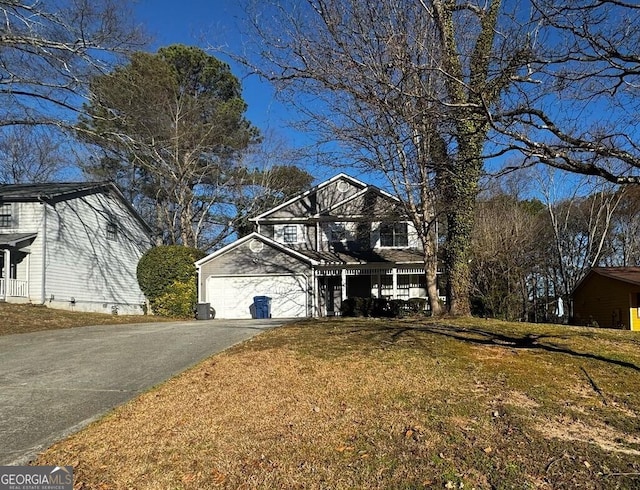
198, 238, 312, 298
269, 178, 363, 218
573, 275, 637, 329
325, 191, 401, 218
266, 223, 317, 251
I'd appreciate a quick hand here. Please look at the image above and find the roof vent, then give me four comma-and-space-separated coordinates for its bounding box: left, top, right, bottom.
250, 239, 264, 253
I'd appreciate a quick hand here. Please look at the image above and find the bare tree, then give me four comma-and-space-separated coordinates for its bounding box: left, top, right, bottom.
0, 0, 145, 132
471, 175, 545, 321
229, 0, 640, 315
0, 126, 73, 183
607, 186, 640, 266
538, 171, 622, 303
230, 0, 450, 313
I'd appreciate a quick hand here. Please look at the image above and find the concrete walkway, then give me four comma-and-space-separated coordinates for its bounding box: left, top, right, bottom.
0, 318, 284, 465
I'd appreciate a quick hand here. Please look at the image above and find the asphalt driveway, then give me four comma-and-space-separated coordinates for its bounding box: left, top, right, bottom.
0, 318, 285, 465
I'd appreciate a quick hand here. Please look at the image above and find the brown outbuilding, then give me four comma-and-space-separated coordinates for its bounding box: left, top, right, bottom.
572, 267, 640, 330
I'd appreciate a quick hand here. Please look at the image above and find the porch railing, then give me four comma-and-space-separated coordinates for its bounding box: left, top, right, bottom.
0, 278, 28, 298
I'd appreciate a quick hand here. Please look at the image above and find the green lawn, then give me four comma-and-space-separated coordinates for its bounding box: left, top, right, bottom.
36, 317, 640, 489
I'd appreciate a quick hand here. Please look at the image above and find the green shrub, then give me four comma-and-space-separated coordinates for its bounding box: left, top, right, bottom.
137, 245, 205, 317
340, 297, 408, 318
151, 280, 197, 318
407, 297, 427, 313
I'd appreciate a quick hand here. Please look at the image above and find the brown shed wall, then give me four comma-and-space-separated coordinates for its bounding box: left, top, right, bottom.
573, 274, 638, 329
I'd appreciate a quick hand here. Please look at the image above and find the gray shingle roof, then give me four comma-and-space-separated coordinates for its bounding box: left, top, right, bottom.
0, 182, 110, 202
297, 247, 424, 266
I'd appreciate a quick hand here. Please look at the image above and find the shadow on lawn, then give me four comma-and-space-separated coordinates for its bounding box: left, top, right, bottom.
359, 323, 640, 373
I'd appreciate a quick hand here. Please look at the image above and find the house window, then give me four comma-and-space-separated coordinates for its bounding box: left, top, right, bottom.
330, 223, 348, 243
380, 222, 408, 247
0, 204, 12, 228
106, 222, 118, 241
283, 225, 298, 244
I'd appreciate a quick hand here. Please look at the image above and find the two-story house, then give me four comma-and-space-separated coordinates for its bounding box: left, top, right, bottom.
196, 174, 429, 318
0, 182, 152, 314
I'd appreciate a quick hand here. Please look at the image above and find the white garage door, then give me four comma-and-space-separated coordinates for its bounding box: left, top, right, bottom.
206, 274, 308, 319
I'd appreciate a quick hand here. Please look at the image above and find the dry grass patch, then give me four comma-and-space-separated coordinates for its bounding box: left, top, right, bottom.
0, 302, 172, 336
37, 318, 640, 489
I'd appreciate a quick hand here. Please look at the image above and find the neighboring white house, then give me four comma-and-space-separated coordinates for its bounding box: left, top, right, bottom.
196, 173, 431, 319
0, 182, 152, 314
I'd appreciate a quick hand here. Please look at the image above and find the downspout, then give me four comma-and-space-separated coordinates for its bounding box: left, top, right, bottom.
38, 196, 47, 304
196, 264, 203, 302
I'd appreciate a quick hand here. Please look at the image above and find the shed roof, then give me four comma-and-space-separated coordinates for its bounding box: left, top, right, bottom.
573, 267, 640, 295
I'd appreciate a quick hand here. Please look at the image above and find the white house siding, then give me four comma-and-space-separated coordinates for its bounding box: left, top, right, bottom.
42, 192, 151, 314
0, 201, 44, 302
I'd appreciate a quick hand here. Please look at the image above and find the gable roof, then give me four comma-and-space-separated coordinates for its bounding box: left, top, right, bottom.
315, 186, 402, 218
250, 173, 368, 221
0, 181, 152, 234
195, 232, 319, 267
572, 267, 640, 294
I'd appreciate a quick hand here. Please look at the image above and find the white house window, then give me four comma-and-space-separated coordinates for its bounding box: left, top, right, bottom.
283, 225, 298, 244
106, 222, 118, 241
380, 222, 408, 247
0, 204, 12, 228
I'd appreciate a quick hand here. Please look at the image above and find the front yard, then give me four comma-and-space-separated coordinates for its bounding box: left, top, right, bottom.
0, 302, 170, 336
36, 317, 640, 489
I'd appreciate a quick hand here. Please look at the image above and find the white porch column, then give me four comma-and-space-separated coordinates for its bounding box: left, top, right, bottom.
392, 267, 398, 299
341, 269, 347, 301
1, 249, 6, 278
311, 268, 317, 317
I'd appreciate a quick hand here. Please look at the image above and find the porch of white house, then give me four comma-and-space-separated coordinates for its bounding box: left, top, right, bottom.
0, 248, 30, 301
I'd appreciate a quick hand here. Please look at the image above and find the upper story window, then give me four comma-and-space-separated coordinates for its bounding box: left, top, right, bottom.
106, 222, 118, 241
274, 224, 303, 245
380, 222, 408, 247
283, 225, 298, 243
0, 204, 12, 228
329, 222, 348, 243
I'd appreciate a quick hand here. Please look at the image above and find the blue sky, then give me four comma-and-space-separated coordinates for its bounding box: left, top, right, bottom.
133, 1, 347, 185
135, 2, 301, 148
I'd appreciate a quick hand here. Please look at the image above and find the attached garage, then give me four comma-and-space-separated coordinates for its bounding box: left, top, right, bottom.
206, 274, 309, 319
195, 233, 317, 320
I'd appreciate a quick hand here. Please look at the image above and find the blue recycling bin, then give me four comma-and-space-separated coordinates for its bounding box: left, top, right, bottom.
253, 296, 272, 319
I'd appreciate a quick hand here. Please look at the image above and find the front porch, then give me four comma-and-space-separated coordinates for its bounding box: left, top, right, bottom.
0, 278, 28, 299
316, 266, 429, 316
0, 233, 35, 301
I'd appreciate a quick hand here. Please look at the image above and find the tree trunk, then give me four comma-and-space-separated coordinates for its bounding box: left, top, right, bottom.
443, 140, 484, 316
422, 232, 442, 316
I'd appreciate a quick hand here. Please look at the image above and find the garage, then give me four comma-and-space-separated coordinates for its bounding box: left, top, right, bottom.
206, 274, 309, 319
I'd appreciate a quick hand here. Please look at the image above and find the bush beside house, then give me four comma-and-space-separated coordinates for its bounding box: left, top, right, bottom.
137, 246, 205, 317
340, 297, 428, 318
